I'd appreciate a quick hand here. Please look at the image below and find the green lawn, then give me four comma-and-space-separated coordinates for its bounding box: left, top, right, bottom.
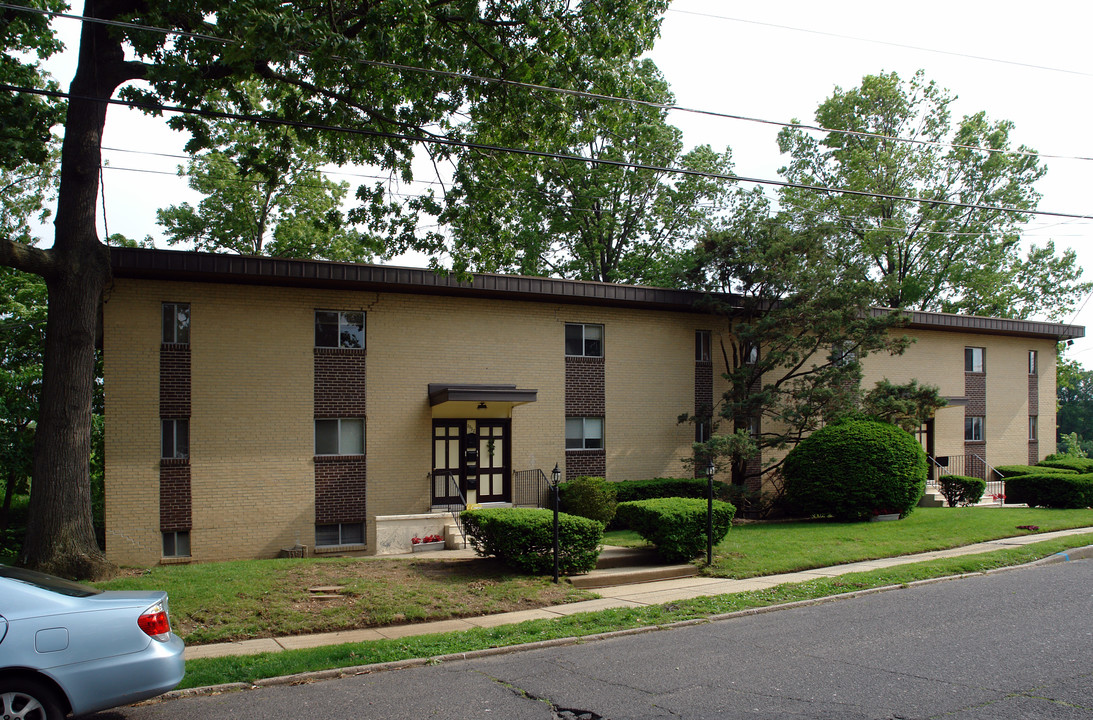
606, 506, 1093, 577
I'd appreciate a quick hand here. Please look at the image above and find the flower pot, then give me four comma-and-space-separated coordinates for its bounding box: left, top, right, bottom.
412, 541, 446, 552
870, 513, 900, 522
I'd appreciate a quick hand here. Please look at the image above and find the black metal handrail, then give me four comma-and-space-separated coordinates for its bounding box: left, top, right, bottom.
928, 454, 1005, 505
512, 468, 550, 508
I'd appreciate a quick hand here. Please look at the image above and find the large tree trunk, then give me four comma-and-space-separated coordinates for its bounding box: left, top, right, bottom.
20, 0, 141, 579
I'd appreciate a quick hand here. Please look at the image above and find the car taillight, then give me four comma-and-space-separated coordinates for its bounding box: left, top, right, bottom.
137, 602, 172, 642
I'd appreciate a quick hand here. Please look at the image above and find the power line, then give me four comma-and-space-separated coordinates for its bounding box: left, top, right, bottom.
667, 8, 1093, 79
9, 82, 1089, 222
7, 1, 1093, 165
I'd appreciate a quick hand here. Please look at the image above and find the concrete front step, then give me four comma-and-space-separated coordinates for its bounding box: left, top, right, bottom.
566, 545, 700, 589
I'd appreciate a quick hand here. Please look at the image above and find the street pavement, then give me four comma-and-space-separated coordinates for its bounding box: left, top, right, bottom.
105, 550, 1093, 719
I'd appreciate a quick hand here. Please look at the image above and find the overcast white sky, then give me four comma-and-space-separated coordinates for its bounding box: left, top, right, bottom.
39, 1, 1093, 361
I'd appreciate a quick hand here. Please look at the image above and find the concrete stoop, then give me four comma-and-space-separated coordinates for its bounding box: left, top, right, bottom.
568, 546, 700, 589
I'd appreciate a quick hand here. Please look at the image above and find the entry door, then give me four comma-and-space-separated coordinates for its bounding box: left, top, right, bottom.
476, 420, 510, 503
432, 421, 463, 505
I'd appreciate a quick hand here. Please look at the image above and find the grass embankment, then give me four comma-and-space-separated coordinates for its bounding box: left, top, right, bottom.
92, 507, 1093, 689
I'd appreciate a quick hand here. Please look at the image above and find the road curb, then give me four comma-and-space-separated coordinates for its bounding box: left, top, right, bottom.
155, 541, 1093, 703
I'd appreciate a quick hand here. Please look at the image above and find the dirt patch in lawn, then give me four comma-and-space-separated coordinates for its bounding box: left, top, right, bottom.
170, 556, 593, 645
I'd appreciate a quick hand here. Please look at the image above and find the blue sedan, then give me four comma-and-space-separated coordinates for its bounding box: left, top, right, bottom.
0, 564, 185, 719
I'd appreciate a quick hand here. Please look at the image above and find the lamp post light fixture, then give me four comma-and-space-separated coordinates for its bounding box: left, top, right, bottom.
551, 463, 562, 583
706, 458, 716, 566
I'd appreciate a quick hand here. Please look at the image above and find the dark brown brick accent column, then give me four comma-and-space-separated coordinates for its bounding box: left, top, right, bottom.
693, 360, 713, 477
1029, 372, 1039, 464
566, 356, 605, 480
159, 344, 191, 534
965, 372, 986, 477
314, 348, 367, 526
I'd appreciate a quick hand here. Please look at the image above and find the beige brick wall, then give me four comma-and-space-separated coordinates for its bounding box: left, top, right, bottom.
861, 329, 1058, 467
105, 280, 731, 564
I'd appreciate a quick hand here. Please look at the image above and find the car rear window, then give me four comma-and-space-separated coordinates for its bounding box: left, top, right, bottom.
0, 564, 102, 597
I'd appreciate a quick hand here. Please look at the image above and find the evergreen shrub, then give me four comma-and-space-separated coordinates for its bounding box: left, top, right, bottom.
782, 419, 927, 521
1036, 457, 1093, 473
937, 474, 986, 507
1004, 473, 1093, 509
460, 507, 603, 575
994, 464, 1076, 478
558, 476, 617, 526
614, 498, 735, 563
613, 477, 733, 503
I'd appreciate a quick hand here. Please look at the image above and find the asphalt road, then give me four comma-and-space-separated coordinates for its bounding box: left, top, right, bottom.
101, 559, 1093, 720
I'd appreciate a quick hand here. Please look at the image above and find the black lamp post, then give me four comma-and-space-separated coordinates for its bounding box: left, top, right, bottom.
551, 463, 562, 583
706, 458, 716, 566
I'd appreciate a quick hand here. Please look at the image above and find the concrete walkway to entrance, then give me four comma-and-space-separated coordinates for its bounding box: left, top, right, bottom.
183, 526, 1093, 661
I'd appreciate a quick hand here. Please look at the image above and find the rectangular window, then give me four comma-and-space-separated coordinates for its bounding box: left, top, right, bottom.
1029, 416, 1038, 441
830, 342, 856, 367
965, 416, 984, 442
315, 310, 365, 349
744, 345, 759, 365
316, 522, 365, 547
161, 418, 189, 459
566, 417, 604, 450
1029, 350, 1038, 375
965, 347, 985, 373
695, 420, 711, 444
565, 323, 604, 357
314, 418, 365, 455
695, 331, 711, 362
162, 302, 190, 344
162, 531, 190, 558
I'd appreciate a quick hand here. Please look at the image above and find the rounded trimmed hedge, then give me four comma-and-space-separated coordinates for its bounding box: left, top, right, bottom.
1005, 473, 1093, 509
460, 507, 603, 575
783, 419, 927, 521
558, 476, 617, 526
614, 498, 735, 562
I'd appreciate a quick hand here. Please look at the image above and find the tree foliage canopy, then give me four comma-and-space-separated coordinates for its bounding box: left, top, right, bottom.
778, 70, 1089, 320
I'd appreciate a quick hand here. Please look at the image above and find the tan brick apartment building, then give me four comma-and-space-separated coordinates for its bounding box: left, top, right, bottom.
102, 248, 1082, 566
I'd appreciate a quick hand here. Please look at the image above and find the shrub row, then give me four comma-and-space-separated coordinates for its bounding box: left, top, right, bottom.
558, 476, 617, 525
937, 475, 986, 507
1005, 473, 1093, 509
1036, 457, 1093, 474
460, 507, 603, 575
615, 498, 735, 563
611, 477, 733, 503
994, 464, 1077, 478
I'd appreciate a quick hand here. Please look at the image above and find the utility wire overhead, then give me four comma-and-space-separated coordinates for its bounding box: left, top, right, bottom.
10, 82, 1091, 222
5, 2, 1093, 164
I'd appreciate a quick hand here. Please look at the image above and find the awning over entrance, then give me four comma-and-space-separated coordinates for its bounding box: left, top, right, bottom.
428, 383, 538, 407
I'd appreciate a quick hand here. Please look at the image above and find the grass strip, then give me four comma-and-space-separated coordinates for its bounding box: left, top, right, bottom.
179, 534, 1091, 689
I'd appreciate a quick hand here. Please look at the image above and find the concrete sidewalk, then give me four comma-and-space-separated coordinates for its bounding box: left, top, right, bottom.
183, 526, 1093, 661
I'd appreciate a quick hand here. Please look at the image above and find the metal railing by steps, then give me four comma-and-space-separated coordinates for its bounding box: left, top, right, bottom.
928, 453, 1006, 506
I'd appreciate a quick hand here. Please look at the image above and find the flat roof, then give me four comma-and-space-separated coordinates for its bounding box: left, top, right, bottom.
110, 247, 1084, 340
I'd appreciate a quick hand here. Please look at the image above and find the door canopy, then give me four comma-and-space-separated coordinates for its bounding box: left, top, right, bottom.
428, 383, 537, 418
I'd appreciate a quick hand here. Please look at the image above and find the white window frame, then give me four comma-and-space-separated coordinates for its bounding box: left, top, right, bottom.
315, 522, 365, 547
314, 418, 365, 456
1029, 350, 1038, 375
162, 302, 190, 344
565, 323, 604, 358
1029, 416, 1038, 441
744, 345, 759, 365
161, 418, 189, 460
565, 417, 604, 450
965, 347, 985, 373
315, 310, 366, 349
695, 330, 711, 362
695, 420, 711, 444
162, 530, 190, 558
965, 416, 985, 442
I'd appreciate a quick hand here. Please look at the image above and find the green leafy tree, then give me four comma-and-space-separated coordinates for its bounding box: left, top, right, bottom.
441, 58, 731, 284
157, 90, 372, 260
861, 378, 947, 433
681, 190, 910, 502
0, 0, 670, 577
1057, 356, 1093, 453
778, 70, 1089, 320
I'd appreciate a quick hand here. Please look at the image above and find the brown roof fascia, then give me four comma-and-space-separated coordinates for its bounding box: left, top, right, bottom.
110, 248, 1084, 340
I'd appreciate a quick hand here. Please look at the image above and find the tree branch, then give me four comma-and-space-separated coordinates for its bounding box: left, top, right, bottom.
0, 239, 56, 278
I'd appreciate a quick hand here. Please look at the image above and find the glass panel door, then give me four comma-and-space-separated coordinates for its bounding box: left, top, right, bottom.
476, 420, 510, 503
432, 421, 463, 505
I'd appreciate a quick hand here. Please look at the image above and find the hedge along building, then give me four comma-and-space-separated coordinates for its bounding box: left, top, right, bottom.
102, 247, 1083, 566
